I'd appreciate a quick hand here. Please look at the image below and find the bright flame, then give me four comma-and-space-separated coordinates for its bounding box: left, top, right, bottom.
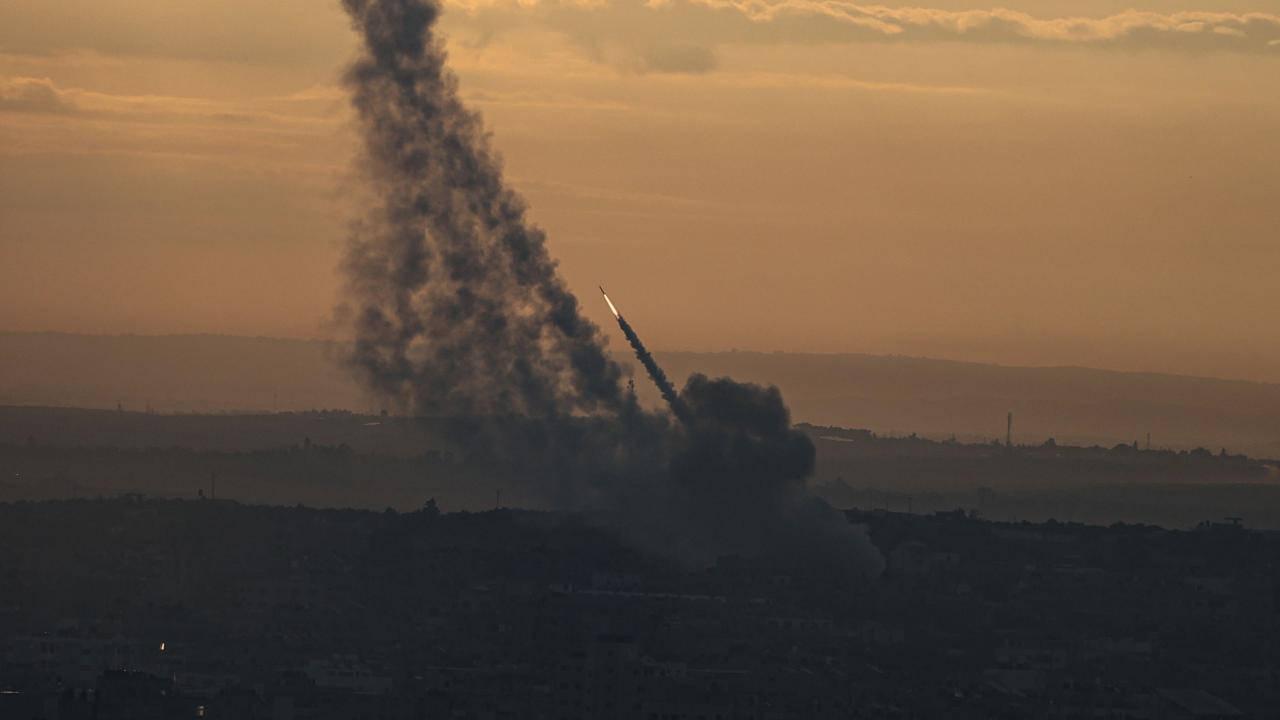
599, 287, 620, 319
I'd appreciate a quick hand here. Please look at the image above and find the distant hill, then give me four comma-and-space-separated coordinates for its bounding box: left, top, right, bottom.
0, 332, 369, 414
3, 332, 1278, 457
652, 352, 1280, 459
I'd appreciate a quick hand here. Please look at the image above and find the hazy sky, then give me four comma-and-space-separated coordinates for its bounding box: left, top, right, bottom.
2, 0, 1278, 381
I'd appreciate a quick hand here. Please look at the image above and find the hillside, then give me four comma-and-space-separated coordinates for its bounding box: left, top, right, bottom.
3, 331, 1279, 457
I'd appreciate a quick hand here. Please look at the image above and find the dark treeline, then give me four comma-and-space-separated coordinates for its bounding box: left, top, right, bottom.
1, 498, 1277, 718
1, 415, 1277, 529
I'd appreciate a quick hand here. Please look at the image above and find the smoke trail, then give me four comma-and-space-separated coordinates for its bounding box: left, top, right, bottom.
338, 0, 883, 579
614, 313, 689, 423
340, 0, 627, 418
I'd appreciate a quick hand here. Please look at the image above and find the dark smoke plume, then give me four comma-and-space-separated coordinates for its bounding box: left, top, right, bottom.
614, 312, 689, 423
338, 0, 882, 579
340, 0, 627, 419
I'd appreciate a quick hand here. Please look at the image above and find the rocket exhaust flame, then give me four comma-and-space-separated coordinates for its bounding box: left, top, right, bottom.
600, 286, 688, 423
599, 286, 620, 320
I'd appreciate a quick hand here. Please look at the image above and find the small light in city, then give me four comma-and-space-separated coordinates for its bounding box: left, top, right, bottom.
160, 642, 166, 652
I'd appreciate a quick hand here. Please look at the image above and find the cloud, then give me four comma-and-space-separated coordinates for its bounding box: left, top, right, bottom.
5, 1, 1274, 76
0, 77, 76, 114
637, 42, 719, 73
442, 0, 1280, 72
0, 75, 341, 129
0, 0, 352, 65
274, 85, 349, 103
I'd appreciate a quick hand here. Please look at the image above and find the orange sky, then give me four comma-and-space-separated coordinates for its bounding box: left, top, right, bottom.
2, 0, 1278, 381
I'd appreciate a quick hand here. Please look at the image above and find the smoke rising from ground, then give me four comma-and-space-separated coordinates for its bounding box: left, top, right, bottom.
339, 0, 881, 577
663, 374, 877, 572
341, 0, 626, 419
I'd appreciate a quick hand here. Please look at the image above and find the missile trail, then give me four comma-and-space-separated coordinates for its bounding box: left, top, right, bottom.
600, 287, 689, 423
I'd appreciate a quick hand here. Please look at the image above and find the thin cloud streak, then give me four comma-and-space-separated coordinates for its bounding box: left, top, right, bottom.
0, 76, 342, 128
444, 0, 1280, 73
0, 77, 77, 114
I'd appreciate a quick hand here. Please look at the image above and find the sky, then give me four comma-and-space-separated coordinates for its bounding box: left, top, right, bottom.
1, 0, 1278, 382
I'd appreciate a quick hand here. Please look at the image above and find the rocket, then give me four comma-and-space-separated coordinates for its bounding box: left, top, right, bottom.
599, 286, 621, 320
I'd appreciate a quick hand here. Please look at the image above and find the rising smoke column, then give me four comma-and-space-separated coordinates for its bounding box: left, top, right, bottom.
338, 0, 883, 578
340, 0, 627, 418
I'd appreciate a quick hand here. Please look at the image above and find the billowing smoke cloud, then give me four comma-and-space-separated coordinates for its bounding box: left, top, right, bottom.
341, 0, 628, 419
339, 0, 881, 577
608, 371, 883, 574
